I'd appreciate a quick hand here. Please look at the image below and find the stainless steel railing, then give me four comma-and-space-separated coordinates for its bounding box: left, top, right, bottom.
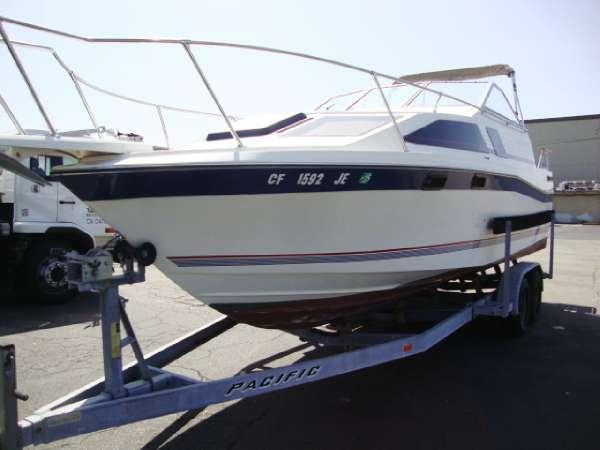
0, 37, 237, 148
0, 15, 525, 151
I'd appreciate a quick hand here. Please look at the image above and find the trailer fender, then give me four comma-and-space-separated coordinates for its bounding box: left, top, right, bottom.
495, 262, 541, 316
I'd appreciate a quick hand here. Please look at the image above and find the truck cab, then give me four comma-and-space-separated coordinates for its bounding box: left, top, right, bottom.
0, 146, 114, 303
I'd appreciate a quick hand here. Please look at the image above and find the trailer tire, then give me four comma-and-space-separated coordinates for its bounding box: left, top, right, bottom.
527, 269, 543, 323
505, 278, 530, 338
22, 239, 77, 305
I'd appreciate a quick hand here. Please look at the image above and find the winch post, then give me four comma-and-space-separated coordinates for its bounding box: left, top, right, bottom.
65, 248, 149, 397
100, 286, 126, 398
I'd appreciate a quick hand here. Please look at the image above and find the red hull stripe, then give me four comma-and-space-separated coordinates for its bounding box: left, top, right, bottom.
167, 227, 544, 267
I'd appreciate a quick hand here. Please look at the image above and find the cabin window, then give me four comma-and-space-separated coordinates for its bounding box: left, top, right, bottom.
486, 127, 509, 158
29, 155, 65, 176
29, 157, 47, 176
404, 120, 489, 153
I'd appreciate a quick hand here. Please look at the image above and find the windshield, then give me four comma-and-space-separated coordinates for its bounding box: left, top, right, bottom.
316, 81, 517, 122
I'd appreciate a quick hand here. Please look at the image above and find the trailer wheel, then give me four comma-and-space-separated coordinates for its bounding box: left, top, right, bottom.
23, 239, 77, 305
505, 278, 530, 337
527, 270, 543, 323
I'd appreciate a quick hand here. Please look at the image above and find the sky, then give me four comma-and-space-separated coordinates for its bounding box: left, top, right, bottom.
1, 0, 599, 146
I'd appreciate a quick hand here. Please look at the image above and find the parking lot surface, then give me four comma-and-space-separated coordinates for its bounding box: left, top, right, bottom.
1, 225, 599, 450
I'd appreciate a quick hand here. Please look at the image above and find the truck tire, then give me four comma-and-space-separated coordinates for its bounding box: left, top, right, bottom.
22, 239, 77, 304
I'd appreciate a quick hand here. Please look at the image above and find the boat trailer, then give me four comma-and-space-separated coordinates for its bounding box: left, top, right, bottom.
1, 218, 555, 449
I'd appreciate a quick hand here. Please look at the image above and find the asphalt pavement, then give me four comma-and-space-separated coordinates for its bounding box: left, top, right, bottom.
1, 224, 599, 450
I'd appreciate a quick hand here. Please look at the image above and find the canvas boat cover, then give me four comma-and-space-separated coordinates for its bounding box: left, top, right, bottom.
395, 64, 514, 84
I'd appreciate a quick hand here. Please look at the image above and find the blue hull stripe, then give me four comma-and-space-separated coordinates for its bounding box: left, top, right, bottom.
51, 165, 553, 203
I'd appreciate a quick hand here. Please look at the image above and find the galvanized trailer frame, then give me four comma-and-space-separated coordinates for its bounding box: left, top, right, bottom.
1, 219, 555, 449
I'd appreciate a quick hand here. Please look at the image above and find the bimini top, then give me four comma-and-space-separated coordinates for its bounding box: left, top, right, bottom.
395, 64, 515, 83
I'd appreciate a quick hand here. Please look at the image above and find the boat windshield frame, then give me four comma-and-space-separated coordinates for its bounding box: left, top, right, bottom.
315, 80, 522, 127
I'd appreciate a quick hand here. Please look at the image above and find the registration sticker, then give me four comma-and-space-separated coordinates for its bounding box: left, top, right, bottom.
359, 172, 372, 184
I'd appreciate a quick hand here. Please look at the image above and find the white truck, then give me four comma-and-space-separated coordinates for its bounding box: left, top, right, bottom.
0, 146, 114, 303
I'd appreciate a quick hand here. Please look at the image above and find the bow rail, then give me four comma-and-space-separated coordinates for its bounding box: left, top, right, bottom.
0, 37, 237, 148
0, 15, 525, 151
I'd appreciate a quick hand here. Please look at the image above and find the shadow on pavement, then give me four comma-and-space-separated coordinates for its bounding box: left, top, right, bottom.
0, 292, 100, 336
150, 302, 600, 450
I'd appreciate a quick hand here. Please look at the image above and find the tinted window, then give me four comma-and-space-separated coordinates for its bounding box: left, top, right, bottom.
404, 120, 488, 153
48, 156, 64, 168
486, 127, 508, 157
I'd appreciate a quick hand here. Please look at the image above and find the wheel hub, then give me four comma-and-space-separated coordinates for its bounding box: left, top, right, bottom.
42, 260, 68, 288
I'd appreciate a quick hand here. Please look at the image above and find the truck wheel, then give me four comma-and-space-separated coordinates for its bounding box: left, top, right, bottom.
505, 278, 530, 338
23, 239, 77, 304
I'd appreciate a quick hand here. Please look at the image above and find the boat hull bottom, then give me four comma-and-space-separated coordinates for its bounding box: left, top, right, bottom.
211, 238, 547, 329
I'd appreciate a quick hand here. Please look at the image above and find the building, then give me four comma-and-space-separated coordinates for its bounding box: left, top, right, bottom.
526, 114, 600, 224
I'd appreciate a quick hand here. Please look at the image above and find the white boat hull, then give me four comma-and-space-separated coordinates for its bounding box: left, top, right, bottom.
88, 188, 550, 326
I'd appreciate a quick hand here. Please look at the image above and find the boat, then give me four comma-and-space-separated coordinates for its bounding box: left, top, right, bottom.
0, 18, 553, 329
